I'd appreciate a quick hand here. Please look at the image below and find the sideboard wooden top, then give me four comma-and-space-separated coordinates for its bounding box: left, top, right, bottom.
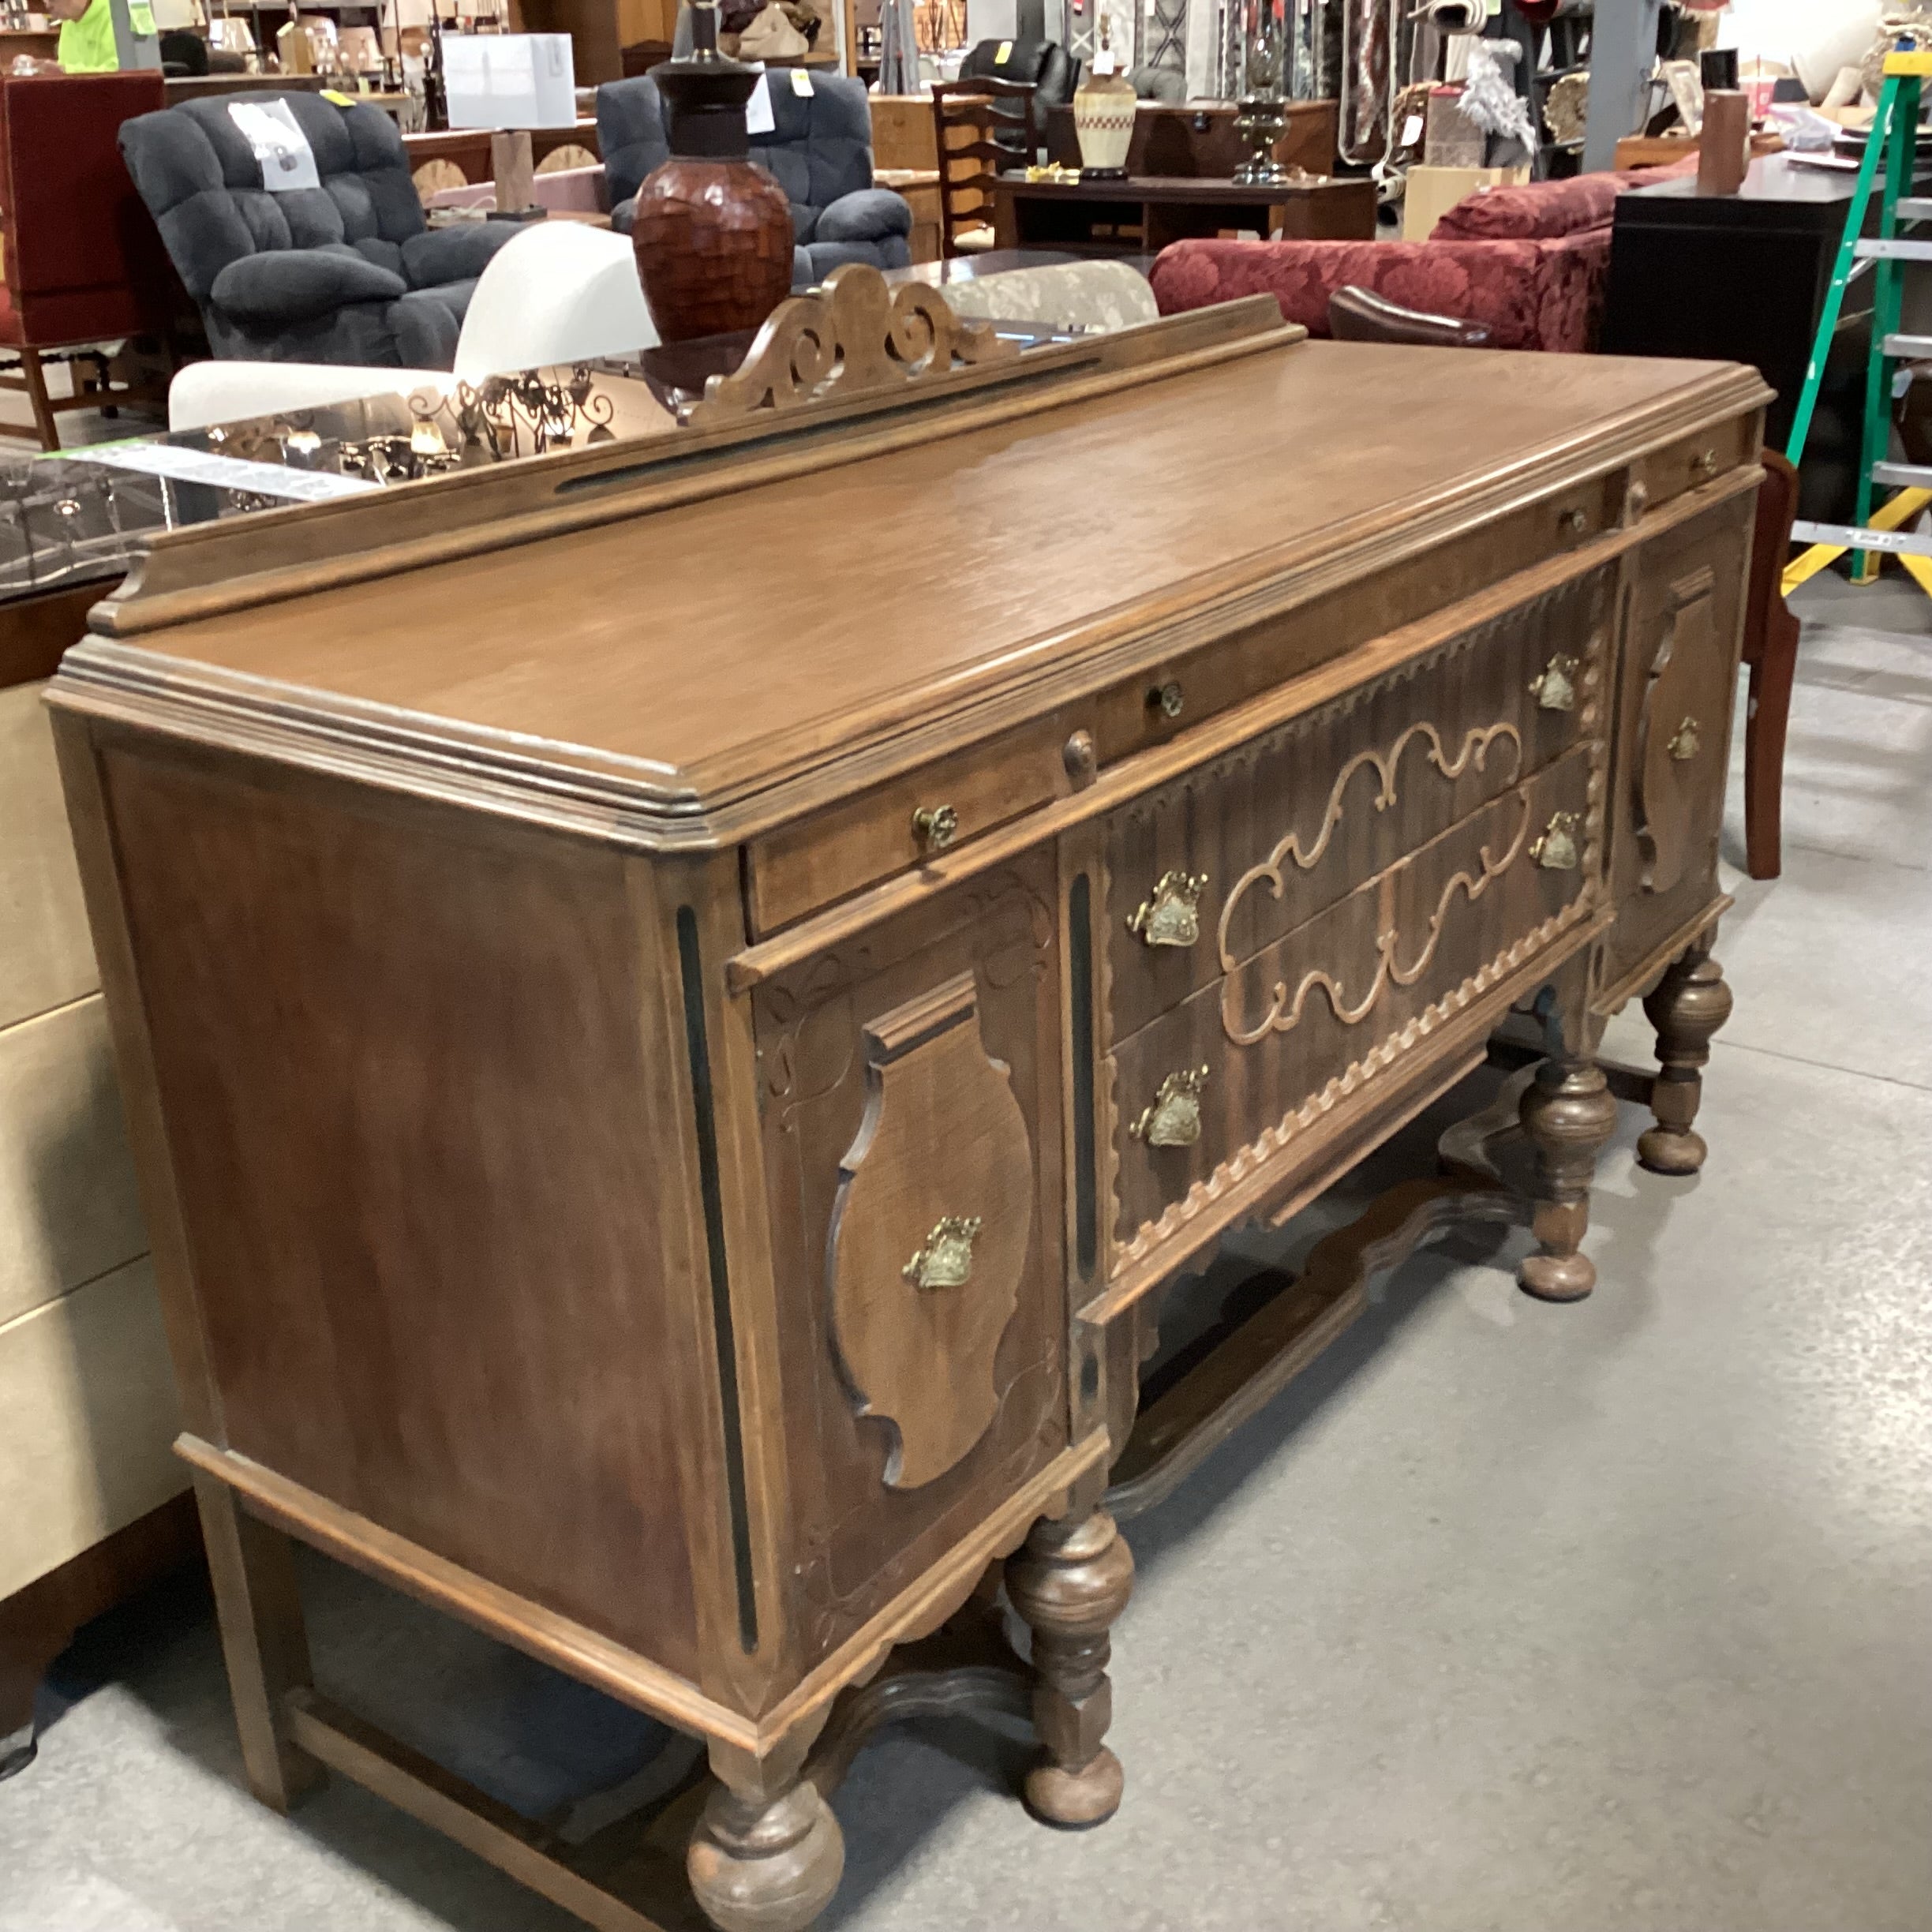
58, 340, 1765, 844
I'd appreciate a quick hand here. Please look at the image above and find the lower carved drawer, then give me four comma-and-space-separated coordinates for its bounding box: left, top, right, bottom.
1106, 739, 1601, 1267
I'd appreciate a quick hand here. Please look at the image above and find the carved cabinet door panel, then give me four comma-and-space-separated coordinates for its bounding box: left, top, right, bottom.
1601, 494, 1752, 986
751, 854, 1066, 1671
828, 971, 1036, 1490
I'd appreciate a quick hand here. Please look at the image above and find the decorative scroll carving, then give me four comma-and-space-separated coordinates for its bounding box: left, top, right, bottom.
1219, 747, 1533, 1047
1215, 718, 1522, 977
685, 264, 1020, 429
826, 972, 1034, 1490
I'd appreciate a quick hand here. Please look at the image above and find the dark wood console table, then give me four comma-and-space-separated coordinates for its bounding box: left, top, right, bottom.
991, 172, 1377, 253
1603, 153, 1917, 524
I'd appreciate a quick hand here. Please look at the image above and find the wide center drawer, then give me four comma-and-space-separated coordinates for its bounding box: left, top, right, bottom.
1103, 562, 1613, 1045
1106, 739, 1598, 1264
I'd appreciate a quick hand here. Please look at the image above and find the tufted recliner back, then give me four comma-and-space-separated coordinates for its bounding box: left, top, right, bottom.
598, 70, 878, 236
596, 73, 672, 216
747, 73, 876, 241
118, 92, 427, 306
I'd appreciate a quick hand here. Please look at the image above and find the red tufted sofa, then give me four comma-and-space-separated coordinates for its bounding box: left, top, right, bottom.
1149, 163, 1695, 353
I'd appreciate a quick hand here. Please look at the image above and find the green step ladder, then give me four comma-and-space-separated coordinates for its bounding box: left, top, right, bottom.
1785, 48, 1932, 592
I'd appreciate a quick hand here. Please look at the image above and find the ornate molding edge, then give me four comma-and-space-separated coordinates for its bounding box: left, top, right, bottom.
686, 264, 1020, 428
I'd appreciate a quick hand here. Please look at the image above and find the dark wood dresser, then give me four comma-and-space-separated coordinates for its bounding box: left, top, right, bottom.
46, 279, 1766, 1932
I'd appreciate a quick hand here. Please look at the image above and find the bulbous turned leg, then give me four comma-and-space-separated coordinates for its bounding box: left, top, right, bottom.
687, 1739, 844, 1932
1638, 942, 1732, 1176
1518, 1057, 1619, 1303
1005, 1506, 1134, 1829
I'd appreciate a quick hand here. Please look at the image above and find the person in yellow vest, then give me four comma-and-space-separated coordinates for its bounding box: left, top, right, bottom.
47, 0, 156, 72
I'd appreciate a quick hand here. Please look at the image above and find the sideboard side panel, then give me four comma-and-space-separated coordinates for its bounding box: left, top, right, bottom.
88, 741, 705, 1680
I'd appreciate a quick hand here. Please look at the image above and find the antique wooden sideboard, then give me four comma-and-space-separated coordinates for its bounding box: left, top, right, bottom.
47, 275, 1766, 1931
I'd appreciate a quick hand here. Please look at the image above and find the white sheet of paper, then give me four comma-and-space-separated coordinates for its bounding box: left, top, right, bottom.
744, 69, 777, 134
227, 99, 321, 194
61, 441, 380, 503
789, 64, 813, 96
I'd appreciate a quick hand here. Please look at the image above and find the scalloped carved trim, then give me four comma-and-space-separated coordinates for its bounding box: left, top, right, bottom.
685, 264, 1020, 429
1113, 892, 1598, 1275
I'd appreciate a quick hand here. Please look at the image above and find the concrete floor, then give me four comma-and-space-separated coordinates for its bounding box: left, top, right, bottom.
3, 575, 1930, 1931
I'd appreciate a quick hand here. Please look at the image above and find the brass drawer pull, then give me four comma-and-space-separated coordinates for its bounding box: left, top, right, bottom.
1126, 869, 1208, 949
1691, 447, 1719, 480
1530, 811, 1580, 872
1527, 654, 1578, 713
1149, 680, 1185, 721
1130, 1065, 1209, 1148
902, 1215, 981, 1290
912, 804, 959, 852
1668, 716, 1701, 761
1559, 506, 1588, 535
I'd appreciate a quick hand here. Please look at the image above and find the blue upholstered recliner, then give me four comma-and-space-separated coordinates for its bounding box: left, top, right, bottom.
598, 72, 912, 290
118, 92, 521, 368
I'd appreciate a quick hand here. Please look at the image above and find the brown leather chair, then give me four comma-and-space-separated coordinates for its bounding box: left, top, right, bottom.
1326, 283, 1799, 882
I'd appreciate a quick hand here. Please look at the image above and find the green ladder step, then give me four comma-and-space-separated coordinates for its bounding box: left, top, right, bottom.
1792, 519, 1932, 559
1786, 53, 1926, 581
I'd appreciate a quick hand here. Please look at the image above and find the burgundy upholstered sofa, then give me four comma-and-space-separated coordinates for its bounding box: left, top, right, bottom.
1149, 164, 1694, 354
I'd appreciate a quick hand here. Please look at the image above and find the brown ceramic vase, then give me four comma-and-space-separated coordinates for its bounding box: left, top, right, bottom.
631, 5, 793, 345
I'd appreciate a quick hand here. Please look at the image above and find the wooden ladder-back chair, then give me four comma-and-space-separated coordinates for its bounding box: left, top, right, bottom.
930, 76, 1039, 257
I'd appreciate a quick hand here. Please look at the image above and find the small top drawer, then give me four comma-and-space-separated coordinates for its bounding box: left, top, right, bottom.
747, 716, 1079, 935
1103, 561, 1613, 1045
1627, 416, 1758, 522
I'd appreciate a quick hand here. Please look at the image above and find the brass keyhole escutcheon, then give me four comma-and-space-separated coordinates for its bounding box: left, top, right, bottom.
1149, 680, 1185, 721
1527, 654, 1578, 713
1127, 869, 1208, 949
912, 804, 959, 852
902, 1215, 982, 1290
1130, 1065, 1210, 1148
1668, 716, 1701, 762
1530, 811, 1581, 872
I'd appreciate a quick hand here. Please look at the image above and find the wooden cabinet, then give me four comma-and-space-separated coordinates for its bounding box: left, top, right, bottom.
47, 290, 1769, 1932
750, 856, 1070, 1668
1597, 493, 1754, 1002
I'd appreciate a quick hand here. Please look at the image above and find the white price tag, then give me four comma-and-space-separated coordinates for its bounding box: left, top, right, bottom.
746, 70, 777, 133
1401, 112, 1423, 145
227, 99, 320, 194
994, 37, 1012, 62
789, 63, 814, 95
